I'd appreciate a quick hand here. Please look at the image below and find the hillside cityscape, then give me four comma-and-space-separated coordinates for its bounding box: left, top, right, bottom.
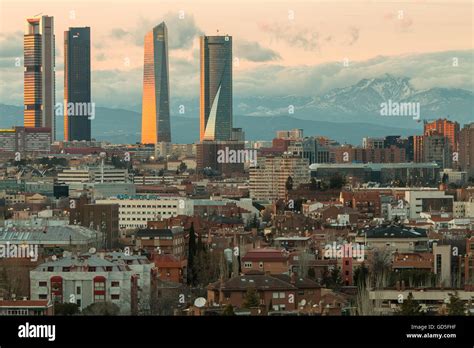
0, 2, 473, 328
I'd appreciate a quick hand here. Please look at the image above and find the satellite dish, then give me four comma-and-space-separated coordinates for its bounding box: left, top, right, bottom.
51, 255, 57, 261
194, 297, 206, 308
299, 299, 307, 307
89, 247, 96, 254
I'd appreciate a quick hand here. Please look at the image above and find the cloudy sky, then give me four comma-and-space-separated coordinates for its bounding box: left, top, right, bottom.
0, 0, 472, 110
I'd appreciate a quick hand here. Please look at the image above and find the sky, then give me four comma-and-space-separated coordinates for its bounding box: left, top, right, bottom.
0, 0, 473, 110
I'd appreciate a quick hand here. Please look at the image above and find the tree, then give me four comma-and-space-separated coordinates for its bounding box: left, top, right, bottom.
187, 223, 197, 286
322, 267, 343, 290
82, 302, 120, 315
447, 292, 465, 315
243, 287, 260, 308
285, 176, 293, 191
353, 263, 369, 288
178, 162, 187, 173
222, 304, 235, 316
307, 268, 316, 280
329, 173, 345, 189
399, 292, 422, 316
54, 302, 79, 315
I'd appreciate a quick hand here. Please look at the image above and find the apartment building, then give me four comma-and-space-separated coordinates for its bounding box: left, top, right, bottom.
249, 155, 309, 200
96, 195, 193, 230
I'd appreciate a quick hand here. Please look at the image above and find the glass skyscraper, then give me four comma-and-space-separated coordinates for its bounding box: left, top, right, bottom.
141, 22, 171, 144
24, 15, 55, 140
64, 27, 91, 141
200, 35, 233, 142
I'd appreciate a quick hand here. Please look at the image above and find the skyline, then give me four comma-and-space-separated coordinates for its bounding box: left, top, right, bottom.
0, 0, 472, 111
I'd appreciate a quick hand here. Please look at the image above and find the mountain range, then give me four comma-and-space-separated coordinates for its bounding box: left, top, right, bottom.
1, 75, 471, 144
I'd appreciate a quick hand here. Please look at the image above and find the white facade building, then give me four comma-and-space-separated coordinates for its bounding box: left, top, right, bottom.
96, 195, 194, 230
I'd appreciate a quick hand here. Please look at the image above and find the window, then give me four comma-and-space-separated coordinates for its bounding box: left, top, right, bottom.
38, 281, 47, 287
111, 281, 120, 287
39, 294, 48, 299
279, 292, 285, 299
244, 262, 252, 268
259, 262, 264, 269
111, 294, 120, 300
94, 282, 105, 291
272, 292, 279, 299
76, 286, 81, 295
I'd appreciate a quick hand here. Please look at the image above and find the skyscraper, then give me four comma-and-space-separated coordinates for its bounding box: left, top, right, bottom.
141, 22, 171, 144
459, 123, 474, 178
64, 27, 91, 141
24, 15, 55, 140
200, 35, 233, 141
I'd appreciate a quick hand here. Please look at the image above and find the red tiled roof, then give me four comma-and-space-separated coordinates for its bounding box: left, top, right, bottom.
0, 300, 50, 308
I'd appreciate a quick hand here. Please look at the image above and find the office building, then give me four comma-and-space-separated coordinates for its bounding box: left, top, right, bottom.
24, 16, 55, 140
200, 35, 233, 141
141, 22, 171, 144
64, 27, 91, 141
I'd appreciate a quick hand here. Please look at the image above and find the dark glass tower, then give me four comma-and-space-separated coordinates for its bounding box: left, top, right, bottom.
141, 22, 171, 144
200, 35, 233, 141
64, 27, 91, 141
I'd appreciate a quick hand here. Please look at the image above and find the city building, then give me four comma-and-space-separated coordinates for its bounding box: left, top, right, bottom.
424, 119, 460, 152
405, 190, 454, 219
135, 226, 185, 258
250, 155, 309, 200
141, 22, 171, 144
95, 195, 193, 230
69, 198, 119, 249
200, 35, 233, 141
241, 249, 289, 274
64, 27, 91, 141
30, 253, 153, 314
423, 134, 452, 169
459, 123, 474, 178
310, 162, 440, 186
207, 272, 321, 313
0, 300, 54, 316
356, 224, 429, 253
24, 16, 55, 140
57, 167, 129, 185
0, 127, 51, 154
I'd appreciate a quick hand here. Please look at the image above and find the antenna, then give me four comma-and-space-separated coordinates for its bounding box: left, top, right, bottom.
34, 12, 42, 17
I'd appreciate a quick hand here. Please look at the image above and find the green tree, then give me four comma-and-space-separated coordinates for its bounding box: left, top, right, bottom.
178, 162, 187, 173
399, 292, 422, 316
447, 292, 465, 315
54, 302, 79, 315
82, 302, 120, 315
222, 304, 235, 316
329, 173, 345, 189
187, 223, 197, 286
243, 287, 260, 308
353, 263, 369, 288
